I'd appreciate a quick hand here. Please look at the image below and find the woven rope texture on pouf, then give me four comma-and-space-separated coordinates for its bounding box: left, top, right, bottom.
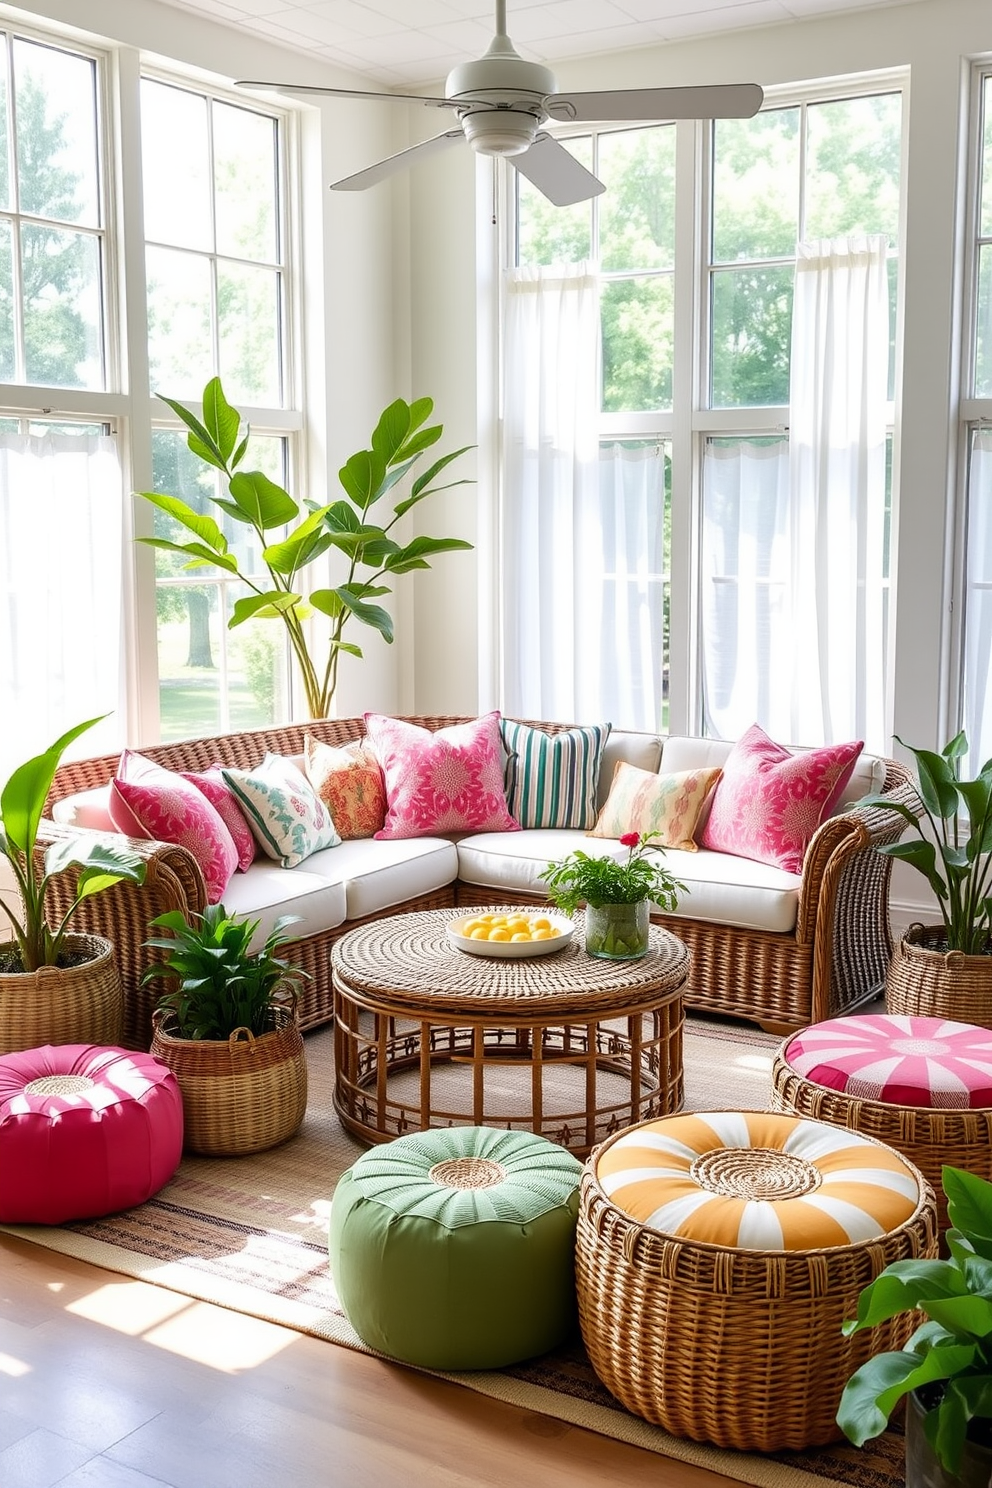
575, 1109, 938, 1453
772, 1012, 992, 1234
329, 1124, 583, 1370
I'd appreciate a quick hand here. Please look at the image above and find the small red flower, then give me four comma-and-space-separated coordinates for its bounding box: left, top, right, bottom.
619, 831, 641, 848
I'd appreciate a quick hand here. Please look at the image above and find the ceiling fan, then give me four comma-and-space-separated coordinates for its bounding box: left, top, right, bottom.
237, 0, 763, 208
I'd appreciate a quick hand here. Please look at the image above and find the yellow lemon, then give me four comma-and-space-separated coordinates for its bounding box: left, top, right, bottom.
461, 918, 488, 937
531, 928, 555, 940
488, 927, 511, 941
469, 927, 490, 940
531, 916, 553, 932
510, 931, 532, 942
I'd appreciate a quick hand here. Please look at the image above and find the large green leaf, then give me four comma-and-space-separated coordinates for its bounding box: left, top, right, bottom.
339, 449, 386, 509
227, 471, 299, 529
837, 1343, 977, 1447
262, 508, 334, 576
925, 1294, 992, 1338
45, 835, 146, 886
394, 475, 474, 519
843, 1259, 967, 1334
384, 535, 473, 575
394, 424, 443, 463
409, 446, 475, 500
137, 492, 228, 553
879, 839, 947, 899
371, 399, 412, 464
139, 538, 240, 574
157, 394, 226, 473
896, 735, 960, 818
307, 589, 345, 619
202, 377, 242, 465
334, 585, 394, 641
1, 715, 107, 857
322, 501, 362, 534
229, 592, 301, 627
946, 1166, 992, 1244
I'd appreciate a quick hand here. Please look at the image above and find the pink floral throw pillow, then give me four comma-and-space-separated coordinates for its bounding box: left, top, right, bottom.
181, 767, 258, 872
364, 711, 521, 841
698, 724, 864, 873
109, 750, 239, 903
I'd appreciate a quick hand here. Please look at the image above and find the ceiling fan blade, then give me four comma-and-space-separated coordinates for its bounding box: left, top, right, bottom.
330, 130, 464, 192
546, 82, 764, 123
236, 80, 455, 110
512, 134, 605, 207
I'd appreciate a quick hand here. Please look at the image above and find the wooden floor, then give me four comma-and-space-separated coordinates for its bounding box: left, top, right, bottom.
0, 1234, 742, 1488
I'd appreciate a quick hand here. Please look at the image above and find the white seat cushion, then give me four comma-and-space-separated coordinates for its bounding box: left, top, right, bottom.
220, 861, 347, 950
303, 836, 458, 920
456, 829, 628, 898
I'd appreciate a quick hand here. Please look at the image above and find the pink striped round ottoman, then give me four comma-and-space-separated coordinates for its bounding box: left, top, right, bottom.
0, 1045, 184, 1224
771, 1013, 992, 1230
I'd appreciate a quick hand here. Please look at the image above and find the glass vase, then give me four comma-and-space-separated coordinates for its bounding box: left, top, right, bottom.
584, 901, 651, 960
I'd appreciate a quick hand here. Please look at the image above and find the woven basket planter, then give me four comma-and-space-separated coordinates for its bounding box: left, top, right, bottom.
150, 1005, 308, 1156
0, 933, 123, 1054
575, 1117, 938, 1453
886, 923, 992, 1029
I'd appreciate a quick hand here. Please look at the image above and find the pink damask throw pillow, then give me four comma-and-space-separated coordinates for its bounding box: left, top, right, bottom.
364, 711, 521, 841
109, 750, 239, 903
698, 724, 864, 873
181, 767, 258, 872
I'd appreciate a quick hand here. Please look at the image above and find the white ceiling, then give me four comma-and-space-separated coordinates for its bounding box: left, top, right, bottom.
152, 0, 919, 88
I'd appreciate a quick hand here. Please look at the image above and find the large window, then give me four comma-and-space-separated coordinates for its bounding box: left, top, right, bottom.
509, 82, 903, 746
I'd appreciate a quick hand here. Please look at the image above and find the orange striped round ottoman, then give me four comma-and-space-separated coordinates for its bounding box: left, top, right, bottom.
575, 1110, 938, 1452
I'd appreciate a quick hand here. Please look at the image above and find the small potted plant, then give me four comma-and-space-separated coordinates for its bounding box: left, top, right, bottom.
143, 904, 309, 1156
540, 831, 685, 959
0, 715, 147, 1051
860, 731, 992, 1024
837, 1164, 992, 1488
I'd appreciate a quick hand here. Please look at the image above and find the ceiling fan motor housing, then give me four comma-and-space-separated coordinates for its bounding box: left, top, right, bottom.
445, 43, 557, 157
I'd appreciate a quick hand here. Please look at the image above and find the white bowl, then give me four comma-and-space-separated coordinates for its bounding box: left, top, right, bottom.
446, 911, 574, 959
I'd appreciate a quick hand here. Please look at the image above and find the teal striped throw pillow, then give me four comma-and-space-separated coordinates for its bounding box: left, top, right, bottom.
500, 720, 612, 830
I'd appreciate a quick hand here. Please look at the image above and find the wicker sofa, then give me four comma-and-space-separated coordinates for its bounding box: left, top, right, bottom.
37, 715, 915, 1049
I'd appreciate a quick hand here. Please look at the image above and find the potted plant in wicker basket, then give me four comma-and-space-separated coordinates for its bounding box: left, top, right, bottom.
861, 731, 992, 1027
837, 1164, 992, 1488
143, 905, 308, 1156
0, 716, 147, 1053
540, 831, 685, 960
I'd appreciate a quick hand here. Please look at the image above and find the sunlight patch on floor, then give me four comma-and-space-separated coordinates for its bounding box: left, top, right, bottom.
67, 1280, 192, 1333
0, 1351, 31, 1376
145, 1300, 297, 1369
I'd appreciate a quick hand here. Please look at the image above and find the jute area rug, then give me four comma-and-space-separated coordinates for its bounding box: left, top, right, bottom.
2, 1014, 904, 1488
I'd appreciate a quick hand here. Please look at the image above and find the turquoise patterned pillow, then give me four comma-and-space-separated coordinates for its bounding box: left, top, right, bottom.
499, 720, 611, 830
222, 754, 340, 868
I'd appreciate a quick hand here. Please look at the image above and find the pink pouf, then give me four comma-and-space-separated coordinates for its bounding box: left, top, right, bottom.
0, 1044, 184, 1223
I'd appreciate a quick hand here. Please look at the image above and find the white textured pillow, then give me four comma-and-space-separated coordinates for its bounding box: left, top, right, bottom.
222, 753, 340, 868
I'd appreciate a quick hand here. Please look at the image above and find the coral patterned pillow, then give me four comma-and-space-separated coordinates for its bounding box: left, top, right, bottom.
181, 767, 257, 872
698, 724, 864, 873
303, 736, 387, 840
221, 754, 340, 868
588, 762, 723, 851
109, 751, 238, 904
364, 712, 520, 841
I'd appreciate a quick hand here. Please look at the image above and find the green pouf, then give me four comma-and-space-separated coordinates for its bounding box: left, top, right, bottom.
329, 1125, 583, 1370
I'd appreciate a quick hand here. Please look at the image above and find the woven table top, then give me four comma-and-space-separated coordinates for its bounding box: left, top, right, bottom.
331, 908, 690, 1017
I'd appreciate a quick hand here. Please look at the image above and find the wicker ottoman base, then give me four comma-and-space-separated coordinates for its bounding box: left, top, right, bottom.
575, 1110, 938, 1452
772, 1013, 992, 1234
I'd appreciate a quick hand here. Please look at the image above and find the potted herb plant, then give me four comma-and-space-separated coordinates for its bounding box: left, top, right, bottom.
138, 378, 474, 720
837, 1164, 992, 1488
0, 715, 147, 1052
143, 904, 309, 1156
860, 731, 992, 1025
540, 831, 685, 959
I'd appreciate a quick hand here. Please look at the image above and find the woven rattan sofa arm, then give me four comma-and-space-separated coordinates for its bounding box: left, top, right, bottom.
797, 757, 917, 1023
33, 822, 208, 1049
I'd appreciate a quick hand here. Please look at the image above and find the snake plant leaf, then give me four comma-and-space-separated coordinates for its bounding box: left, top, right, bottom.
137, 493, 229, 553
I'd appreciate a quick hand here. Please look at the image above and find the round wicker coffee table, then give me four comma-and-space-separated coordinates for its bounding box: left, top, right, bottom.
331, 908, 690, 1156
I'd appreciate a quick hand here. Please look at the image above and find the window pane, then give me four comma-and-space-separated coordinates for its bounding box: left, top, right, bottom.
805, 93, 902, 243
710, 264, 793, 408
14, 39, 99, 227
982, 76, 992, 239
599, 125, 675, 273
146, 245, 213, 399
963, 430, 992, 775
21, 223, 103, 387
0, 218, 12, 380
516, 137, 592, 266
213, 102, 278, 262
140, 79, 212, 250
218, 260, 281, 405
602, 275, 673, 413
0, 44, 9, 211
712, 109, 799, 263
976, 244, 992, 398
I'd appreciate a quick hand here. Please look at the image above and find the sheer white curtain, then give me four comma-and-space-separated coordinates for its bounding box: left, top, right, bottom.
701, 234, 889, 748
963, 430, 992, 773
501, 265, 669, 728
0, 432, 126, 778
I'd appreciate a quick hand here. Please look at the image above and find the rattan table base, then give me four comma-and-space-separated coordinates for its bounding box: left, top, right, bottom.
330, 909, 690, 1156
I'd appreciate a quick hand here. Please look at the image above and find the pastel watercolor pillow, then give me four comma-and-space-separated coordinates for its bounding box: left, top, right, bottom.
699, 723, 864, 873
588, 762, 723, 851
363, 711, 520, 841
109, 750, 238, 904
222, 754, 341, 868
181, 767, 258, 872
303, 735, 387, 840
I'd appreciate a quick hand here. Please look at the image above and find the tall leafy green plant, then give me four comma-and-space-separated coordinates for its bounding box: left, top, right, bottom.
137, 378, 474, 720
0, 716, 147, 972
861, 732, 992, 954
